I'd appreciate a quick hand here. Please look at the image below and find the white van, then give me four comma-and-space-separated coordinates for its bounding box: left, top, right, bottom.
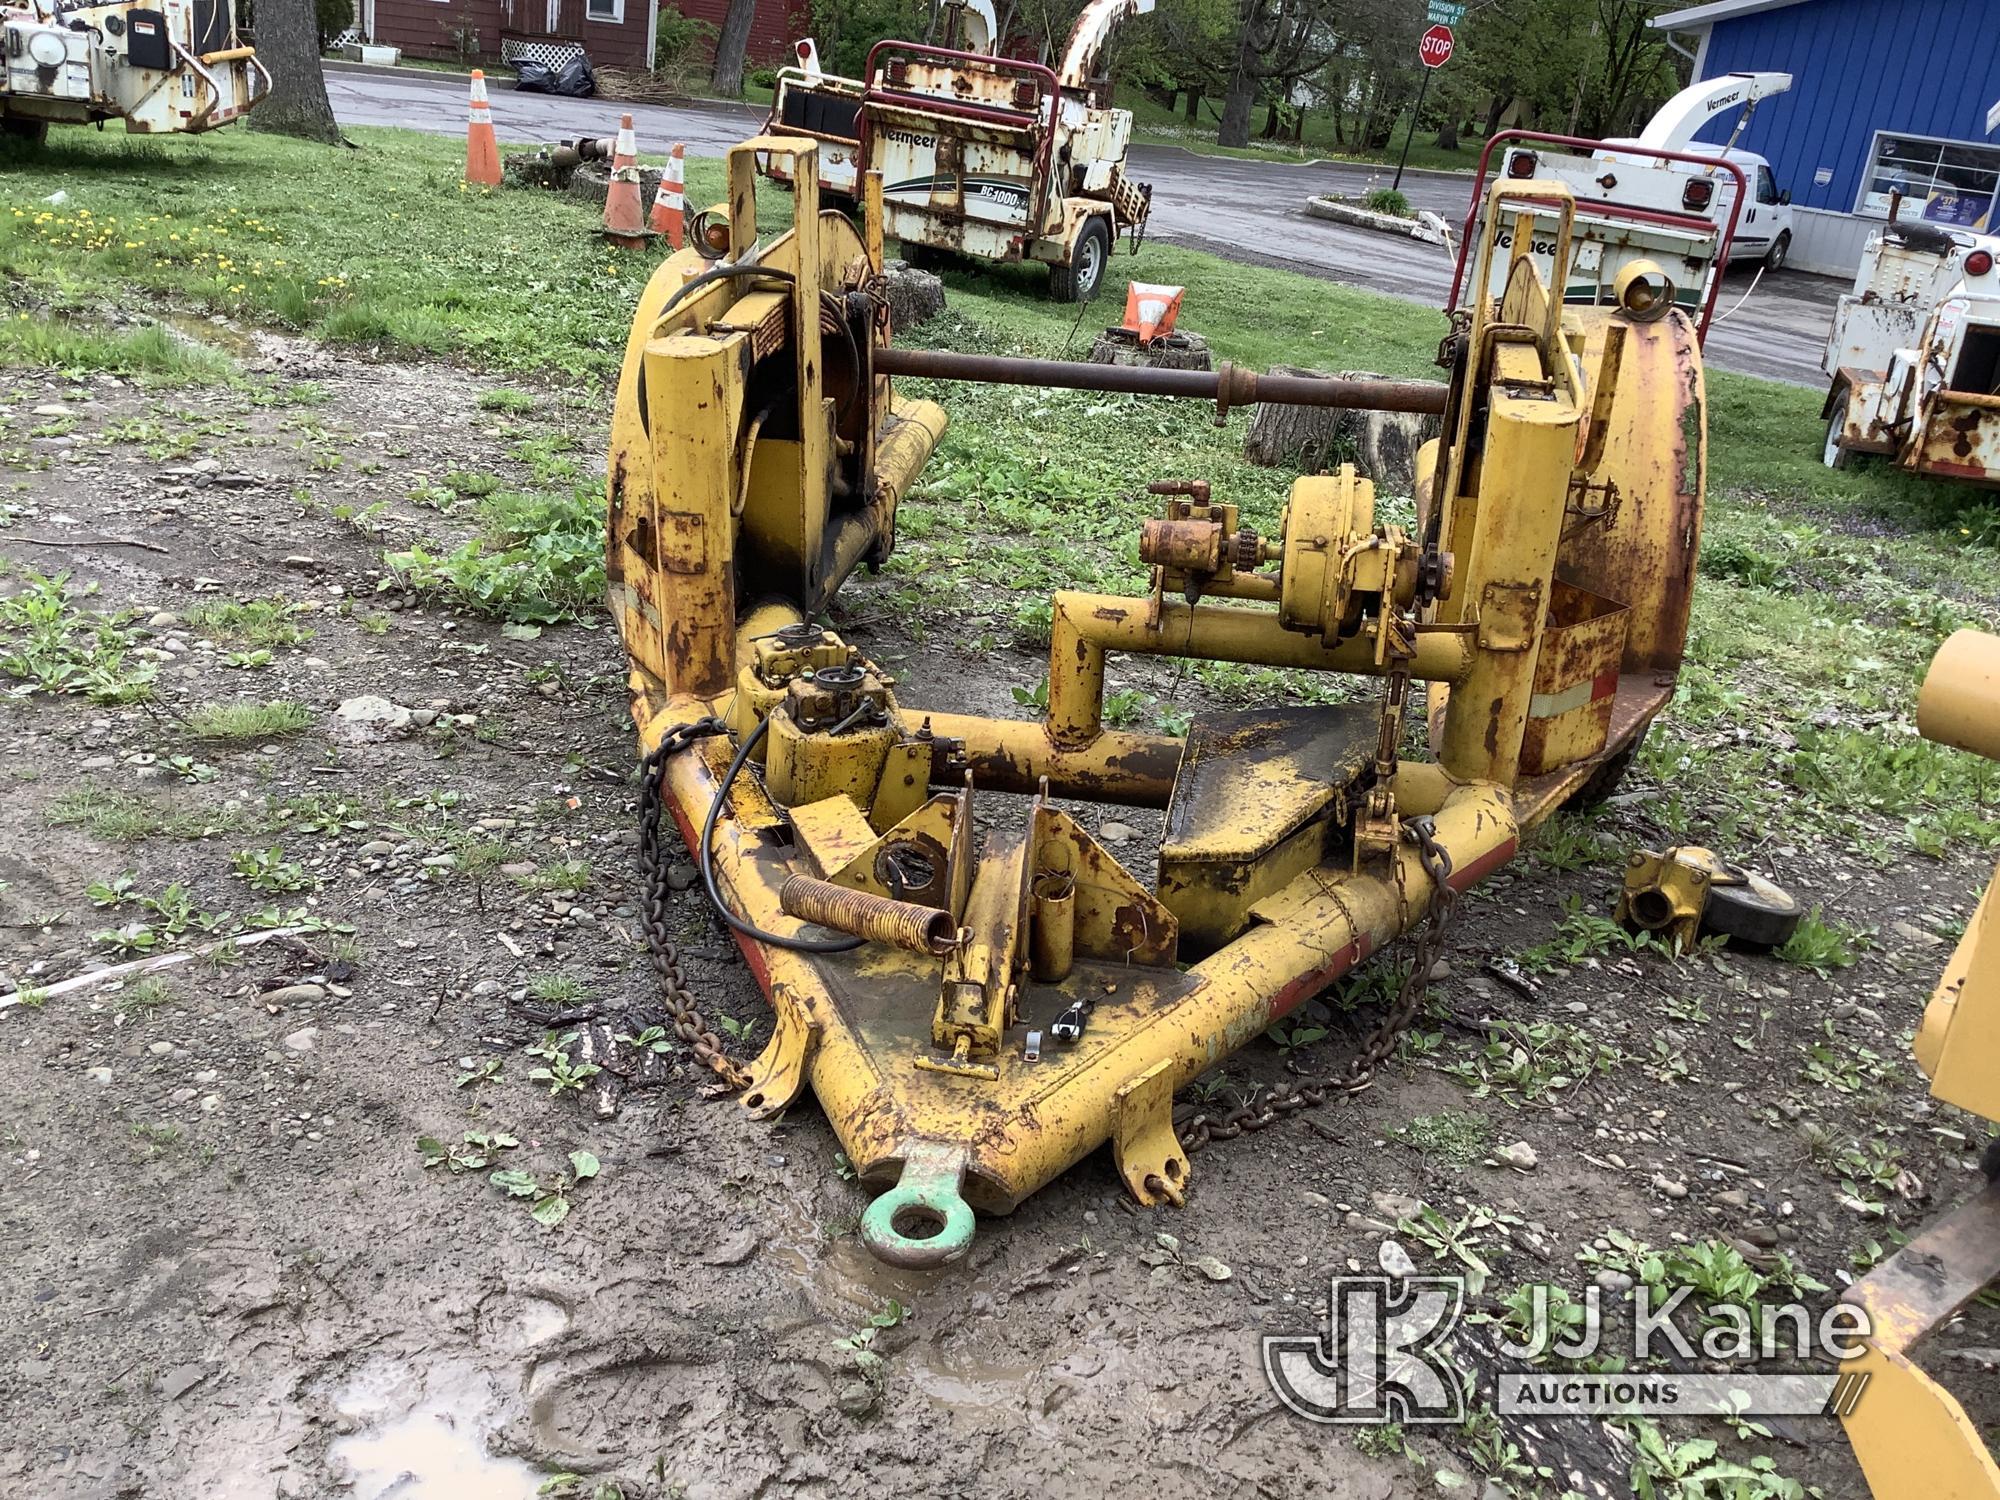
1598, 139, 1795, 271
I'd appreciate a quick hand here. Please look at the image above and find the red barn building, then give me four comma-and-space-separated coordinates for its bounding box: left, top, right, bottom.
358, 0, 805, 75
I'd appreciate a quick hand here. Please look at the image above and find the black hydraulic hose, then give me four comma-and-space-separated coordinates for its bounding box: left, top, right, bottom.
699, 715, 865, 954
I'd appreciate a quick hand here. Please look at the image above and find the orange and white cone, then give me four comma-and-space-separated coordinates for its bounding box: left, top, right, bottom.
599, 113, 654, 248
464, 69, 501, 188
649, 141, 685, 248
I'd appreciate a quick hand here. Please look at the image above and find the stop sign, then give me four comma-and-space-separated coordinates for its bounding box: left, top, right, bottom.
1419, 23, 1455, 68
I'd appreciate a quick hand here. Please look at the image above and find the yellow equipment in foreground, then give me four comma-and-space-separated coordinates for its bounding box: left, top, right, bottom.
1837, 628, 2000, 1500
610, 139, 1710, 1266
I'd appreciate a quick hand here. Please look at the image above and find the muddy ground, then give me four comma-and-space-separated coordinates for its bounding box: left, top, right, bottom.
0, 331, 1993, 1500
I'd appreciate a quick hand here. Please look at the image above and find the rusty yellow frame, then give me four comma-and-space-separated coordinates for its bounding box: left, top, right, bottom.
612, 143, 1701, 1267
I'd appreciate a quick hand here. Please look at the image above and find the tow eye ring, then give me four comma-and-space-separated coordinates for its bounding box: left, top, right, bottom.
859, 1141, 976, 1269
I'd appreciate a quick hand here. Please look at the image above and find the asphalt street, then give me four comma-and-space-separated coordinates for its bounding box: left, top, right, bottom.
324, 63, 1838, 387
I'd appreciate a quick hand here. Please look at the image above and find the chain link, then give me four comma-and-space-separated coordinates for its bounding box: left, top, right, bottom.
1176, 815, 1457, 1154
637, 717, 753, 1091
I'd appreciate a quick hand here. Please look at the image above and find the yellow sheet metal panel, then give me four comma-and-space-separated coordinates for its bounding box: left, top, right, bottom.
1918, 629, 2000, 762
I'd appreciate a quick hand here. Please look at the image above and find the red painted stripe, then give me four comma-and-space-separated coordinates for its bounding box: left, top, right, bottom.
1590, 668, 1620, 702
1269, 938, 1365, 1021
1448, 836, 1518, 893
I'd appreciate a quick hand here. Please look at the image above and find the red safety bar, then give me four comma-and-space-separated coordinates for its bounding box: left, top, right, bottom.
1448, 129, 1749, 344
856, 41, 1062, 231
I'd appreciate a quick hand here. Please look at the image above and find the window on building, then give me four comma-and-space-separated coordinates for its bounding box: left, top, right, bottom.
586, 0, 624, 20
1860, 133, 2000, 230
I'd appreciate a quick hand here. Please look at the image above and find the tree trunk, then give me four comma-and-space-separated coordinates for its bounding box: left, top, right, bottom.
710, 0, 757, 97
1182, 89, 1200, 122
1435, 118, 1458, 150
247, 0, 341, 145
1290, 107, 1304, 143
1482, 94, 1506, 137
1260, 100, 1282, 139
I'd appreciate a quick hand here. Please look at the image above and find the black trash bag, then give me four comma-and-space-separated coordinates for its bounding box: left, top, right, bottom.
513, 58, 557, 93
551, 54, 596, 97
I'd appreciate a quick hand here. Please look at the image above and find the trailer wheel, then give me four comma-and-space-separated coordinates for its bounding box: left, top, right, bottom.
1050, 217, 1110, 303
1701, 870, 1804, 949
1560, 728, 1645, 811
1822, 388, 1857, 471
1763, 231, 1791, 273
0, 117, 48, 148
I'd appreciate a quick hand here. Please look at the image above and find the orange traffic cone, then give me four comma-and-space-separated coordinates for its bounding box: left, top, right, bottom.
649, 141, 685, 248
599, 114, 654, 249
464, 69, 501, 188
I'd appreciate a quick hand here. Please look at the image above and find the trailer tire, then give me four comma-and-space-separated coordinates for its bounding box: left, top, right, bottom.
1050, 217, 1111, 303
1763, 230, 1790, 273
1700, 871, 1804, 950
1560, 728, 1645, 812
1, 117, 47, 148
1822, 388, 1857, 471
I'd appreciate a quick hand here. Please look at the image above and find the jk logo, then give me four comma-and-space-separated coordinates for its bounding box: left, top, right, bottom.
1262, 1246, 1467, 1424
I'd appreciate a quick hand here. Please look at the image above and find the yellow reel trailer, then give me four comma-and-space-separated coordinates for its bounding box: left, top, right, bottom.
609, 140, 1709, 1267
1836, 628, 2000, 1500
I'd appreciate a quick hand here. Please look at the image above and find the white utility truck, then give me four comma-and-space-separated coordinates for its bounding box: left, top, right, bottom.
0, 0, 265, 141
760, 0, 1154, 301
1821, 206, 2000, 484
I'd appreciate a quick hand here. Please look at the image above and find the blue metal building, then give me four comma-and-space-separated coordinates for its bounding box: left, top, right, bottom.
1654, 0, 2000, 275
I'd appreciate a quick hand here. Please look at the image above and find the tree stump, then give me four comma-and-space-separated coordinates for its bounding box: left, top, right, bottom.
1087, 330, 1213, 371
879, 261, 945, 335
503, 152, 579, 193
566, 160, 663, 209
1243, 366, 1446, 493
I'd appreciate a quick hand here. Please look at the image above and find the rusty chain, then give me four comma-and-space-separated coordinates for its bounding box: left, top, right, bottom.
1174, 811, 1458, 1155
637, 717, 753, 1091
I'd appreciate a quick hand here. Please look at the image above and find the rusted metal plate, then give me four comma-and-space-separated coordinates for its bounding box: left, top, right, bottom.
1913, 393, 2000, 485
1521, 581, 1627, 776
1160, 705, 1377, 956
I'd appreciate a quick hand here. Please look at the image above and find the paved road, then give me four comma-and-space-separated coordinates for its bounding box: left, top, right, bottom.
325, 64, 1837, 387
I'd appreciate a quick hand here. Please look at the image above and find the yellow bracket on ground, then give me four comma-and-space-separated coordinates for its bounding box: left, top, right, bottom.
1113, 1059, 1188, 1207
737, 988, 820, 1120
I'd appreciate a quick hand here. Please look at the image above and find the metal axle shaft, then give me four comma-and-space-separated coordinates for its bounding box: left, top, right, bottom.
872, 347, 1449, 415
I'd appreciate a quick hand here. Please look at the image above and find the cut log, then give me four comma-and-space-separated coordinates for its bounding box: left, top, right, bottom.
879, 260, 946, 335
1087, 330, 1213, 371
1243, 366, 1446, 492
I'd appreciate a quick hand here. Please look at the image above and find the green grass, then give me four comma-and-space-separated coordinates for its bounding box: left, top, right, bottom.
1116, 87, 1485, 174
186, 598, 312, 648
0, 129, 780, 380
0, 317, 236, 384
184, 699, 312, 740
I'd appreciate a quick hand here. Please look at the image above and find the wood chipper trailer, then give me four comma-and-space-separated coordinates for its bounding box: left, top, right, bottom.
1821, 211, 2000, 486
611, 138, 1711, 1268
0, 0, 265, 141
758, 0, 1155, 301
1451, 129, 1747, 345
1837, 628, 2000, 1500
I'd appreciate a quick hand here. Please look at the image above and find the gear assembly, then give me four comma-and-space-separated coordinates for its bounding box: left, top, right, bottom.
608, 135, 1720, 1269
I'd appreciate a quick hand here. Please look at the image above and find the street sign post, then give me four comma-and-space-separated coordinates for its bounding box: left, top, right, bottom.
1394, 25, 1456, 191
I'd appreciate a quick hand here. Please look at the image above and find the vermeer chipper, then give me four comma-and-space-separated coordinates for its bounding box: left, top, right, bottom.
610, 140, 1710, 1267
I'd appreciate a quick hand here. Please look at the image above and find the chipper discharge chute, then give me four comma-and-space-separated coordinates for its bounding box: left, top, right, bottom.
610, 140, 1710, 1267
